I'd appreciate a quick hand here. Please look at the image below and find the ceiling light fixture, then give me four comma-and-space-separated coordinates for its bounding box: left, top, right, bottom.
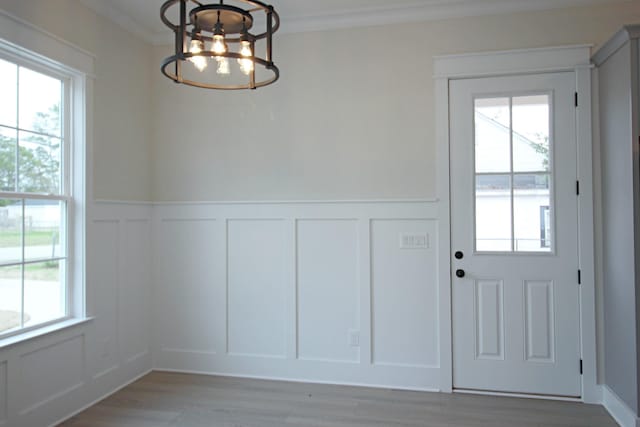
160, 0, 280, 90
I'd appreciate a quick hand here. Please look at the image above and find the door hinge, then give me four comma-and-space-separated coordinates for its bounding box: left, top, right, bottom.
576, 181, 580, 195
575, 92, 578, 107
580, 359, 583, 375
578, 269, 582, 285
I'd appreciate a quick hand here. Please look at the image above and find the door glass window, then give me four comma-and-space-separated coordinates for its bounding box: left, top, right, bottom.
474, 95, 552, 253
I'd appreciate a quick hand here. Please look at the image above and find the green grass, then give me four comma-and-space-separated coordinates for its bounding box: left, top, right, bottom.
0, 262, 59, 281
0, 229, 58, 248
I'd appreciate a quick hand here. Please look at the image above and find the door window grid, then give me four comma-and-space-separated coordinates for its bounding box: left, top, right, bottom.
473, 94, 553, 253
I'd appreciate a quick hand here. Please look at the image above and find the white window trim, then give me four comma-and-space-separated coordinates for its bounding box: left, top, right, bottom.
0, 8, 94, 340
433, 45, 598, 403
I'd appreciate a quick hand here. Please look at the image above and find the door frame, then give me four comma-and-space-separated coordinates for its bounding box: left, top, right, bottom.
433, 45, 598, 403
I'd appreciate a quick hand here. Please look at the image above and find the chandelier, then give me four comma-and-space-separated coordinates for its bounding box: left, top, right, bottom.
160, 0, 280, 90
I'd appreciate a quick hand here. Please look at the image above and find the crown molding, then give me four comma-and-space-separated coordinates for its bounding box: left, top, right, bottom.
80, 0, 634, 46
280, 0, 629, 35
592, 24, 640, 65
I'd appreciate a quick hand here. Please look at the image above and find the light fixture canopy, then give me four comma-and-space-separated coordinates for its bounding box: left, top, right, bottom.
161, 0, 280, 90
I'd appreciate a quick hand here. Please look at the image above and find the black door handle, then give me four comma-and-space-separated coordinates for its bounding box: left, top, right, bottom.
456, 269, 465, 278
455, 251, 464, 260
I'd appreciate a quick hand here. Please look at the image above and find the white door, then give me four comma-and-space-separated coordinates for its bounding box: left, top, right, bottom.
450, 72, 581, 397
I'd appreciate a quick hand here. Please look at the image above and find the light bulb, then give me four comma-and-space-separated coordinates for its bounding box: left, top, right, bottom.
189, 39, 207, 72
212, 34, 227, 55
238, 40, 254, 75
239, 40, 252, 57
216, 56, 230, 75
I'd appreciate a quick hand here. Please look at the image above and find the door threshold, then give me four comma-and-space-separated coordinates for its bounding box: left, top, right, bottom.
453, 388, 582, 402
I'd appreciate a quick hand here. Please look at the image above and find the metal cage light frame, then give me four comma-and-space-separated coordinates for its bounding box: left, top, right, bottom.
160, 0, 280, 90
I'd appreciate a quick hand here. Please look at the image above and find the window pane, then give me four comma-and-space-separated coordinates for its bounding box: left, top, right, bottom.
476, 174, 512, 251
514, 174, 552, 252
24, 260, 64, 327
0, 199, 22, 265
18, 67, 62, 137
0, 127, 17, 192
0, 59, 17, 128
475, 97, 511, 173
513, 95, 550, 172
24, 199, 63, 262
0, 265, 23, 334
18, 131, 61, 194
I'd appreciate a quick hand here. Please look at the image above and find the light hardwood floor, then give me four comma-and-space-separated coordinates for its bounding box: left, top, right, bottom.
58, 372, 617, 427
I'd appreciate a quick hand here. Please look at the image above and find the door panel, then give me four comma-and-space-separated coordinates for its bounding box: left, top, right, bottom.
451, 73, 581, 397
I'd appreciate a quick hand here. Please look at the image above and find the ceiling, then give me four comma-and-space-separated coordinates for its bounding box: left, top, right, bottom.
79, 0, 633, 45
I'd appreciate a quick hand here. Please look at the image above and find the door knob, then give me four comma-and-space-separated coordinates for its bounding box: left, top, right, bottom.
455, 251, 464, 260
456, 269, 465, 278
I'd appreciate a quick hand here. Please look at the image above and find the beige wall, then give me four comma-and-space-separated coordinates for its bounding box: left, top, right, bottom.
2, 1, 638, 202
153, 1, 640, 202
0, 0, 153, 201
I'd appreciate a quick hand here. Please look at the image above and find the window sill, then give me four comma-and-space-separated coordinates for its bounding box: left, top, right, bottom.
0, 317, 94, 350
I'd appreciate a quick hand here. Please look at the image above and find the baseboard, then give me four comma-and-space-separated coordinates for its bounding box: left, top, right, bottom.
153, 368, 441, 393
602, 385, 640, 427
47, 368, 153, 427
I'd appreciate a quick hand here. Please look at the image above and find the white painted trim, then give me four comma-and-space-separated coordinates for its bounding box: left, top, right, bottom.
435, 74, 453, 393
93, 200, 155, 206
592, 25, 640, 66
434, 45, 597, 400
575, 65, 600, 404
0, 318, 93, 351
154, 368, 441, 393
0, 11, 92, 342
46, 369, 153, 427
454, 389, 582, 402
79, 0, 628, 45
142, 199, 437, 206
602, 385, 640, 427
0, 8, 95, 76
434, 45, 593, 79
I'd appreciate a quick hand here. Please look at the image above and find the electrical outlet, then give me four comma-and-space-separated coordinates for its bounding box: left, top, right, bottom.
400, 233, 429, 249
349, 330, 360, 347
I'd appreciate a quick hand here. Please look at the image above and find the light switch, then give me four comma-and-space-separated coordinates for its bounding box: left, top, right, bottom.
400, 233, 429, 249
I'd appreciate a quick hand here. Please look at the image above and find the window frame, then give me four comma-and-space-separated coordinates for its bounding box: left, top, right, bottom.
0, 24, 90, 343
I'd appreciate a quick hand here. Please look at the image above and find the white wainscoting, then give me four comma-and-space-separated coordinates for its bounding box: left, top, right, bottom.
153, 200, 442, 391
0, 201, 152, 427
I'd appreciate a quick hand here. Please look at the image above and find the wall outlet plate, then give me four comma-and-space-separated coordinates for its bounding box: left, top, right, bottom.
348, 329, 360, 347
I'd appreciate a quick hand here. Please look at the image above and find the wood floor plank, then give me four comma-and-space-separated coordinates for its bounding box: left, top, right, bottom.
57, 372, 617, 427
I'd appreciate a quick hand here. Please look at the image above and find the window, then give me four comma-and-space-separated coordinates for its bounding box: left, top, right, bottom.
474, 95, 553, 253
0, 46, 81, 338
540, 205, 551, 248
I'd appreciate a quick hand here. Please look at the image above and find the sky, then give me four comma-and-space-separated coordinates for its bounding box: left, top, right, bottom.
0, 57, 62, 138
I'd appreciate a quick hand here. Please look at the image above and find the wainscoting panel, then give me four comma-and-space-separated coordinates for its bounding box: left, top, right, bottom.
297, 219, 360, 363
121, 219, 152, 364
153, 201, 441, 390
88, 220, 120, 379
0, 201, 153, 427
371, 219, 439, 368
19, 335, 85, 414
227, 219, 288, 358
155, 219, 220, 356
